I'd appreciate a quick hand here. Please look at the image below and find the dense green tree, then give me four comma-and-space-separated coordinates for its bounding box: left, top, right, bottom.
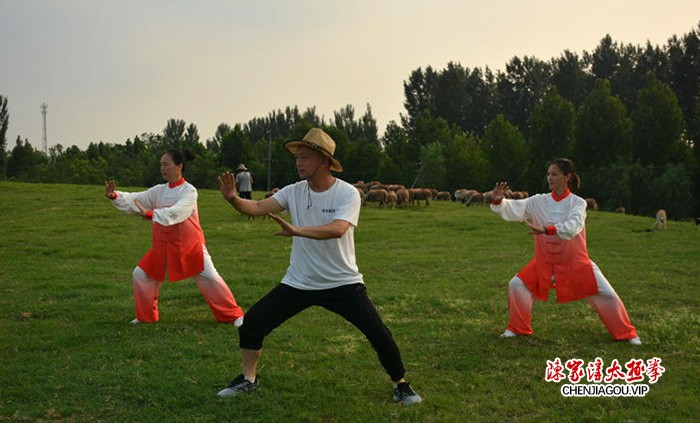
46, 145, 107, 185
334, 104, 358, 140
402, 66, 438, 134
416, 142, 445, 188
434, 62, 469, 131
667, 24, 700, 125
608, 43, 640, 111
410, 109, 453, 164
342, 140, 383, 183
578, 160, 641, 212
431, 63, 497, 136
495, 56, 551, 135
381, 121, 414, 185
105, 138, 152, 186
483, 115, 527, 188
574, 79, 631, 167
207, 123, 232, 154
245, 106, 304, 144
376, 155, 404, 185
219, 124, 254, 171
550, 50, 594, 107
357, 104, 379, 147
334, 104, 379, 147
185, 149, 223, 189
587, 35, 620, 82
6, 137, 48, 181
691, 102, 700, 215
636, 42, 671, 87
183, 123, 203, 153
528, 88, 576, 191
529, 87, 576, 161
649, 163, 694, 218
300, 107, 323, 128
632, 72, 686, 169
163, 119, 186, 147
442, 132, 490, 192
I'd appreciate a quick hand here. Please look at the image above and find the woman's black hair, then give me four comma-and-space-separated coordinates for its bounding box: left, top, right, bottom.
165, 148, 196, 173
551, 158, 581, 192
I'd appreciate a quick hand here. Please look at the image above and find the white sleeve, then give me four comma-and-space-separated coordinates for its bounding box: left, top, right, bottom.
111, 188, 156, 214
272, 184, 292, 211
555, 198, 586, 240
333, 185, 361, 227
152, 186, 197, 226
490, 198, 529, 222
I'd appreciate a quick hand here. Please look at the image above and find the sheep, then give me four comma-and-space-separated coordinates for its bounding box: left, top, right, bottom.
408, 188, 432, 207
585, 198, 598, 211
655, 209, 667, 230
386, 190, 398, 209
396, 188, 410, 208
362, 188, 388, 207
436, 191, 452, 201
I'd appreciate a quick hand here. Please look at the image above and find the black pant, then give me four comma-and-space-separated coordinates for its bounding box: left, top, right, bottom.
239, 191, 252, 200
239, 283, 406, 381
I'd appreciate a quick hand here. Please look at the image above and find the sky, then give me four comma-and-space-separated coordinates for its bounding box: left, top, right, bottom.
2, 0, 700, 152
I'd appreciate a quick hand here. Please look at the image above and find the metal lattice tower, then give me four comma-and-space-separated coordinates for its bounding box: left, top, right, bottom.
41, 103, 48, 154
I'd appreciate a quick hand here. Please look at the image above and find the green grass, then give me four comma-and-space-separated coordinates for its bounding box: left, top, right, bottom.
1, 181, 699, 422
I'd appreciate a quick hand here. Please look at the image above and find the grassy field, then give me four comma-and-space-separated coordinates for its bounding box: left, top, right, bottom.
1, 181, 699, 422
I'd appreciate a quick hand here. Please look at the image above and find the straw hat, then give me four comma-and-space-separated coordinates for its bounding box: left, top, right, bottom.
285, 128, 343, 172
236, 163, 248, 171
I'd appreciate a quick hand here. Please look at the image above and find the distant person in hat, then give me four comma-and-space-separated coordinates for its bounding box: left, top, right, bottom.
235, 164, 254, 200
216, 128, 422, 405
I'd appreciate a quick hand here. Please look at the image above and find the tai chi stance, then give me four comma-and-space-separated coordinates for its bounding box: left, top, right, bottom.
491, 158, 641, 345
105, 148, 244, 325
216, 128, 422, 404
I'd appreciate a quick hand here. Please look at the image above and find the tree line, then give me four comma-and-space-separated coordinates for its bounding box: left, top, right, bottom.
1, 23, 699, 219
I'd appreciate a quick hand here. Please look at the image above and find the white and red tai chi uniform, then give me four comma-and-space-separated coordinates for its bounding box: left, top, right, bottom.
490, 189, 638, 340
110, 178, 244, 323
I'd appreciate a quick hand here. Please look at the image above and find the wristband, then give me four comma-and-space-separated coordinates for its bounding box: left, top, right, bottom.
490, 198, 502, 205
545, 225, 557, 235
106, 192, 117, 200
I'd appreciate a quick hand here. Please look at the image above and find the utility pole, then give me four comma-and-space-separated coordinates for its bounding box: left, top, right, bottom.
40, 103, 48, 154
266, 130, 272, 191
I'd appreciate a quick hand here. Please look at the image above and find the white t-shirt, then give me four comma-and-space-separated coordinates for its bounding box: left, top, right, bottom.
272, 179, 364, 290
236, 171, 253, 192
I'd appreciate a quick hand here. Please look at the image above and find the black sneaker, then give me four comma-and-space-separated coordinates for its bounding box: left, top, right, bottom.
217, 374, 258, 397
392, 382, 422, 405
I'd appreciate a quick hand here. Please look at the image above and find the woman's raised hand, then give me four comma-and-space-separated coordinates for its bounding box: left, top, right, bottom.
491, 181, 509, 203
105, 180, 117, 199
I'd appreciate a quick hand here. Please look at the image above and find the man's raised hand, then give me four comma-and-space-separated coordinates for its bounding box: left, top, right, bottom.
218, 171, 238, 201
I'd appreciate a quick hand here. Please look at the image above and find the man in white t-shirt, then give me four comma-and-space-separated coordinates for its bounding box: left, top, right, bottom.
216, 127, 421, 405
234, 163, 253, 199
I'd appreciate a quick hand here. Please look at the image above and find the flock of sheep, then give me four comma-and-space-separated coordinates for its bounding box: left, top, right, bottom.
262, 180, 676, 230
351, 180, 529, 209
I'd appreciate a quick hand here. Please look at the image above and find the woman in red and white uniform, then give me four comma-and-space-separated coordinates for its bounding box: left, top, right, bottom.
105, 148, 244, 325
490, 158, 641, 345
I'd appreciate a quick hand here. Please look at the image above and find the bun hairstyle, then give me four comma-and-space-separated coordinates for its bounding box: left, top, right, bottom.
165, 148, 196, 173
551, 158, 581, 192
